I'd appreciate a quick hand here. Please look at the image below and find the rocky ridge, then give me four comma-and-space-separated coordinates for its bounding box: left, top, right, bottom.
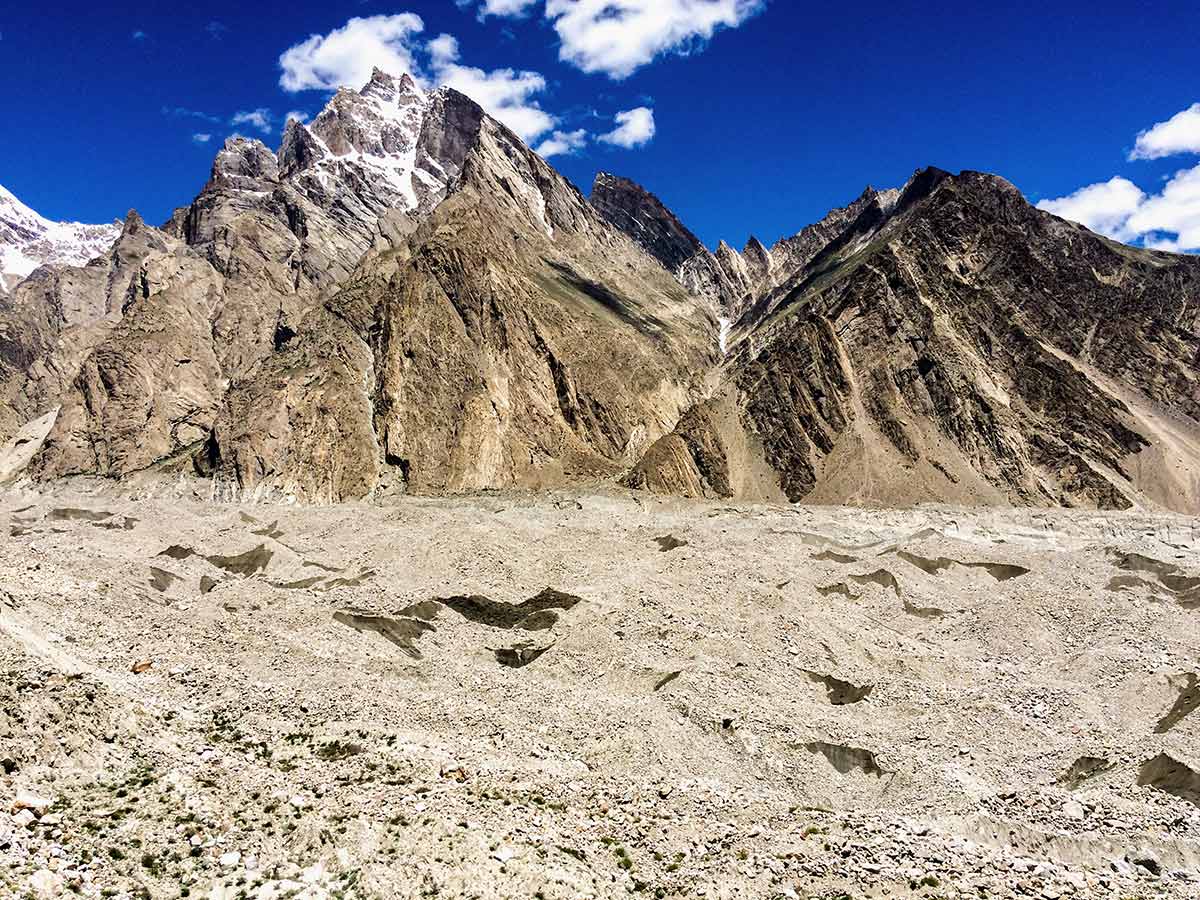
610, 169, 1200, 513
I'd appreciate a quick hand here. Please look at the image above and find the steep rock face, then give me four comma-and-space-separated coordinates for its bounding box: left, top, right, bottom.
589, 175, 754, 325
628, 169, 1200, 513
590, 174, 904, 337
589, 173, 703, 273
0, 184, 119, 295
760, 186, 898, 300
209, 111, 715, 501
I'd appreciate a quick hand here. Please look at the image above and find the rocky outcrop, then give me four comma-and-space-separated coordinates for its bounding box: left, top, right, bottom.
589, 174, 780, 325
589, 173, 704, 273
0, 210, 177, 441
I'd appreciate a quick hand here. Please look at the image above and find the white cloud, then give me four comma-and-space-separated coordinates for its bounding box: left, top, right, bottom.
472, 0, 540, 17
278, 14, 425, 92
283, 110, 310, 126
192, 133, 213, 144
1125, 164, 1200, 251
1037, 177, 1146, 242
1038, 167, 1200, 253
231, 108, 274, 135
599, 107, 655, 148
1037, 102, 1200, 254
1130, 103, 1200, 161
131, 30, 147, 41
544, 0, 764, 79
536, 128, 588, 158
428, 33, 555, 141
428, 33, 460, 66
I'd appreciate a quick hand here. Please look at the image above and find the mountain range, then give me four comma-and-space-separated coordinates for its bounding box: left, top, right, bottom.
1, 69, 1197, 512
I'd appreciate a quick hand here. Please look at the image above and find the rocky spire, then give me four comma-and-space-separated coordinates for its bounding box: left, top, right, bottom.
741, 236, 773, 284
588, 172, 704, 273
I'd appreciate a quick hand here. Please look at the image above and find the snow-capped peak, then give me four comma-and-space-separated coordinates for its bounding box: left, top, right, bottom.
279, 70, 451, 214
0, 184, 120, 294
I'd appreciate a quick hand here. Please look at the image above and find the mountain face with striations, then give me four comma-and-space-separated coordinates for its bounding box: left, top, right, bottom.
0, 184, 120, 295
1, 71, 1198, 513
619, 169, 1200, 512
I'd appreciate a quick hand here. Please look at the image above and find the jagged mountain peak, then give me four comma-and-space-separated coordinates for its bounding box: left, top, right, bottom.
271, 71, 481, 217
211, 137, 280, 187
361, 68, 423, 104
589, 171, 704, 273
742, 234, 772, 268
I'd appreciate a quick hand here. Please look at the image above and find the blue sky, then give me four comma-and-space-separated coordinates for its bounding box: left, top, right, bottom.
1, 1, 1197, 250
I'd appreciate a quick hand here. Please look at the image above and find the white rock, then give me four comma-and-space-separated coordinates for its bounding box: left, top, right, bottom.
28, 868, 61, 896
220, 850, 242, 868
12, 809, 36, 828
1063, 871, 1088, 890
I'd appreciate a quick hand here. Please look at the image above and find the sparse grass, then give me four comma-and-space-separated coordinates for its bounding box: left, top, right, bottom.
315, 740, 363, 761
614, 845, 634, 871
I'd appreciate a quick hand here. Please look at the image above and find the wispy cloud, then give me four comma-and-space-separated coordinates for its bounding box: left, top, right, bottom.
162, 105, 221, 125
230, 108, 274, 135
131, 30, 147, 42
192, 133, 213, 144
205, 21, 229, 40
